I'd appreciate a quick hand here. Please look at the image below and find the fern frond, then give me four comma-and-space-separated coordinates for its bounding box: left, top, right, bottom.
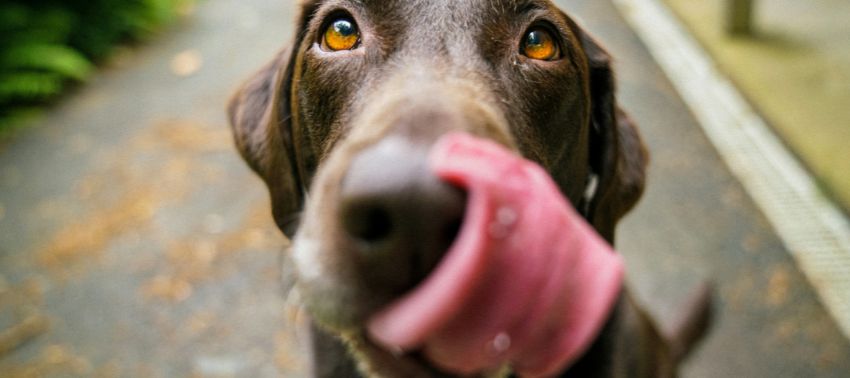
0, 72, 65, 103
1, 44, 93, 81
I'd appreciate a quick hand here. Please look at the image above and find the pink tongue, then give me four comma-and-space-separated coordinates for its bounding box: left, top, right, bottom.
367, 133, 623, 377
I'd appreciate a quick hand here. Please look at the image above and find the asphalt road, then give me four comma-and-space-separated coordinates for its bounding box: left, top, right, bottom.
1, 0, 848, 376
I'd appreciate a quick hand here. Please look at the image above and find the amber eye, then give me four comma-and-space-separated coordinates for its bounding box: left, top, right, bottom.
521, 27, 560, 61
322, 17, 360, 51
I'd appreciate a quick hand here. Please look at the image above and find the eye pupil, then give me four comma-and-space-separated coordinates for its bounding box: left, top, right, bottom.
333, 20, 355, 37
522, 28, 558, 61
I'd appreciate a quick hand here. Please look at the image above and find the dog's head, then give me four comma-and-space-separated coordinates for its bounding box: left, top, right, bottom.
230, 0, 648, 374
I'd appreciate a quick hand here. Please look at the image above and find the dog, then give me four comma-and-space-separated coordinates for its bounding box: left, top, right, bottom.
228, 0, 710, 376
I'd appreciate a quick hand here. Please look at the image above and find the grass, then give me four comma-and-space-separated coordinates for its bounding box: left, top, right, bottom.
661, 0, 850, 212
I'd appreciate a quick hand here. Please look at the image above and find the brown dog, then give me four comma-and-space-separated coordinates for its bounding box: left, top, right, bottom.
229, 0, 709, 376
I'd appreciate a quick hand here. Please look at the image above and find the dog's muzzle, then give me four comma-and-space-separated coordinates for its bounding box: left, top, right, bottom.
339, 136, 467, 298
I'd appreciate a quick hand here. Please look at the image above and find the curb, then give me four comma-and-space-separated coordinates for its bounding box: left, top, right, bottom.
613, 0, 850, 339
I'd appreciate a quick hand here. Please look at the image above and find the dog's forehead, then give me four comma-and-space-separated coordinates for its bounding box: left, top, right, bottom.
317, 0, 559, 27
404, 0, 550, 19
309, 0, 569, 62
363, 0, 552, 15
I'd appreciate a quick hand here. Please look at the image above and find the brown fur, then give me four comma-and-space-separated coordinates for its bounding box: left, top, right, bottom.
228, 1, 709, 376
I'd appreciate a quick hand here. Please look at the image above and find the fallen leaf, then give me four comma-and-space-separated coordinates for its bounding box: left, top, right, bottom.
170, 49, 203, 77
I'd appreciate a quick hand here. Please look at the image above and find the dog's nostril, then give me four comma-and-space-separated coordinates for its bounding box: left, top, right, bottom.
343, 203, 395, 244
410, 214, 464, 281
443, 217, 463, 249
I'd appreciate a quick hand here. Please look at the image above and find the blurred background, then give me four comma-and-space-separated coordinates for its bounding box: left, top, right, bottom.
0, 0, 848, 376
663, 0, 850, 224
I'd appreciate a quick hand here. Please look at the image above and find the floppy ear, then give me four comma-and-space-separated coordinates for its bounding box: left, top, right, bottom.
228, 2, 320, 238
578, 28, 649, 244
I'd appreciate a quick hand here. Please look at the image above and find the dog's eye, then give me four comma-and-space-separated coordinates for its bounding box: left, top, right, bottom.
521, 27, 560, 61
322, 17, 360, 51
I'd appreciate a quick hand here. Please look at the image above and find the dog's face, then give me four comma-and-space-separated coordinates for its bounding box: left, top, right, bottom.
294, 0, 592, 193
230, 0, 648, 374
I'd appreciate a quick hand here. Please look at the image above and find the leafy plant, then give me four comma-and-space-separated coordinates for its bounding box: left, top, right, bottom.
0, 0, 191, 134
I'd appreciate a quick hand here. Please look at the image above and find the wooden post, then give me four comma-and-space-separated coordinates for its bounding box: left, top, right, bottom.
727, 0, 755, 36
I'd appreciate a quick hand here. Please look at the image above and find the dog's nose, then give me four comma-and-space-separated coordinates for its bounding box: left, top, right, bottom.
339, 137, 466, 296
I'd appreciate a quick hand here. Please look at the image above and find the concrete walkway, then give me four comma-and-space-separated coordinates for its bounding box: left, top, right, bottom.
0, 0, 848, 376
0, 0, 304, 376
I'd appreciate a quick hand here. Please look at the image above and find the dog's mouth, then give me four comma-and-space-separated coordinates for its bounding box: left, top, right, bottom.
365, 132, 625, 377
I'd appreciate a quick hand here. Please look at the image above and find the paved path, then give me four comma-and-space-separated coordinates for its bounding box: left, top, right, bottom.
563, 1, 850, 376
1, 0, 848, 376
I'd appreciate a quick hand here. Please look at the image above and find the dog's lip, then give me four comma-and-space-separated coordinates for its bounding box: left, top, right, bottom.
366, 132, 624, 377
406, 350, 462, 378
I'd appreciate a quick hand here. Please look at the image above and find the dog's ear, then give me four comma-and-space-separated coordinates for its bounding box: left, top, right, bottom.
575, 26, 649, 244
228, 2, 320, 238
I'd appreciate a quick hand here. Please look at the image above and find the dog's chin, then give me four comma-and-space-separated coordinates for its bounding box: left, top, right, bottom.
297, 293, 471, 377
294, 275, 504, 378
340, 332, 508, 378
295, 281, 388, 333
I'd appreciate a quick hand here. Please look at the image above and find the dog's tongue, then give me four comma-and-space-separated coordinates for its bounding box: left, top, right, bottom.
367, 133, 623, 377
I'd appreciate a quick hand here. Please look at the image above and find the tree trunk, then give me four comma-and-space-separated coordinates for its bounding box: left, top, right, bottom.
727, 0, 755, 36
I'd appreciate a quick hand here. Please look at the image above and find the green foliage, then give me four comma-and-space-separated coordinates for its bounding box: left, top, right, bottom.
2, 44, 93, 81
0, 0, 190, 134
0, 72, 65, 102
